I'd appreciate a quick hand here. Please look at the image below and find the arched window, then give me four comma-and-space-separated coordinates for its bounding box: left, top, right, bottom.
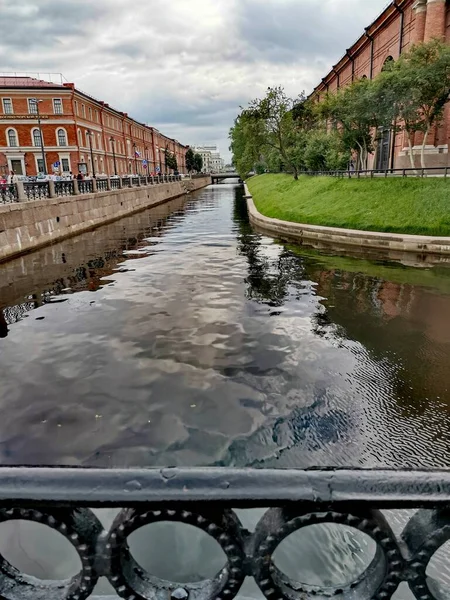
361, 75, 368, 80
7, 128, 18, 147
32, 128, 41, 147
382, 56, 394, 72
57, 128, 67, 146
78, 129, 83, 147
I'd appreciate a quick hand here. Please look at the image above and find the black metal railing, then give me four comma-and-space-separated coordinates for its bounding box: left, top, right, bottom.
300, 166, 450, 178
0, 184, 18, 204
78, 180, 93, 195
96, 178, 109, 192
3, 175, 206, 206
54, 180, 75, 197
0, 467, 449, 600
23, 182, 50, 200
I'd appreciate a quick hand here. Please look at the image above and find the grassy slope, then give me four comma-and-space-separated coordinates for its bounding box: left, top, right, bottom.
247, 173, 450, 236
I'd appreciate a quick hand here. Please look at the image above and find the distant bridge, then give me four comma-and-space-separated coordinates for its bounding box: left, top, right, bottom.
211, 172, 242, 184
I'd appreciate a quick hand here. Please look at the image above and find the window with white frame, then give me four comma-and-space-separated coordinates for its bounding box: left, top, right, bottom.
28, 99, 39, 114
78, 129, 83, 147
57, 129, 67, 146
37, 158, 45, 173
2, 98, 13, 114
53, 98, 63, 114
7, 128, 18, 147
82, 104, 86, 118
88, 107, 92, 121
32, 128, 42, 147
74, 100, 79, 116
61, 158, 70, 172
97, 134, 102, 150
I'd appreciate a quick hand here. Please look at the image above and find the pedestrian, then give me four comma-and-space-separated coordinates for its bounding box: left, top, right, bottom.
77, 172, 84, 181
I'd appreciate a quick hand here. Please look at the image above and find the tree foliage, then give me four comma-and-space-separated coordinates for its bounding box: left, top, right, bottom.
165, 148, 178, 172
185, 148, 196, 173
193, 153, 203, 172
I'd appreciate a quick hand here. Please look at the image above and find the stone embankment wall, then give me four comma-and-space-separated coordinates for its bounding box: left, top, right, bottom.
0, 177, 211, 262
245, 184, 450, 258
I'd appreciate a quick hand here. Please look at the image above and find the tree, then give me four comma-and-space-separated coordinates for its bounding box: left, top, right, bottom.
193, 153, 203, 172
232, 87, 308, 180
185, 148, 195, 173
320, 78, 384, 170
376, 40, 450, 169
164, 148, 178, 172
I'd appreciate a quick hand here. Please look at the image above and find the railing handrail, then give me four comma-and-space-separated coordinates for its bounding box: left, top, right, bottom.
0, 466, 449, 506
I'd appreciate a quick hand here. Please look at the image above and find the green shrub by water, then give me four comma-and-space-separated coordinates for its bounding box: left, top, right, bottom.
248, 174, 450, 236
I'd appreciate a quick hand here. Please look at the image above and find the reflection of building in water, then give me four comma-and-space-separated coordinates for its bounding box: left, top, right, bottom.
0, 195, 190, 323
309, 266, 450, 410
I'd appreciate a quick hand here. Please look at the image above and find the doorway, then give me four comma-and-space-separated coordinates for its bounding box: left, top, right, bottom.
10, 159, 24, 175
376, 129, 391, 171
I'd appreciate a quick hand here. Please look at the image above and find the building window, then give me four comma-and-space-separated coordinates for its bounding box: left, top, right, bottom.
88, 107, 92, 121
97, 134, 102, 150
74, 100, 79, 116
62, 158, 70, 172
28, 99, 38, 114
37, 158, 45, 173
7, 128, 18, 147
32, 128, 41, 147
53, 98, 63, 114
78, 129, 83, 147
95, 109, 99, 123
57, 128, 67, 146
2, 98, 13, 114
82, 104, 86, 118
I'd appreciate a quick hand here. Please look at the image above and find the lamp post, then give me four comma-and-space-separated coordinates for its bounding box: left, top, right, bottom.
86, 130, 95, 178
29, 98, 46, 175
144, 146, 149, 173
132, 143, 138, 175
109, 137, 117, 176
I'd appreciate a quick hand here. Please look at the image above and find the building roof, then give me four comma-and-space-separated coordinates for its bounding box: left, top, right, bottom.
0, 76, 65, 89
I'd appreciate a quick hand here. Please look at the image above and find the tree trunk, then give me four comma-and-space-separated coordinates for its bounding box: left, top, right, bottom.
406, 131, 418, 175
420, 125, 431, 171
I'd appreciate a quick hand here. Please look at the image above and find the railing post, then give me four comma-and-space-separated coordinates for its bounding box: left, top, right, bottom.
106, 177, 112, 191
445, 167, 448, 179
92, 178, 98, 193
16, 181, 26, 202
73, 178, 79, 195
48, 180, 56, 198
118, 177, 123, 189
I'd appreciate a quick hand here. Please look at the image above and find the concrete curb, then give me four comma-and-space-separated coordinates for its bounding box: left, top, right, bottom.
244, 183, 450, 256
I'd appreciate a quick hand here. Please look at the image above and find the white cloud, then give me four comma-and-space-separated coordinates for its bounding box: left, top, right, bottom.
0, 0, 388, 161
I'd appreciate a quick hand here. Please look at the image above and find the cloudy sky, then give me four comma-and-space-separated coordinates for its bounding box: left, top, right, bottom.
0, 0, 388, 161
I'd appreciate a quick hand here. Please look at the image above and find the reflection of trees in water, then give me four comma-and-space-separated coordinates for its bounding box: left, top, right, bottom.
233, 187, 309, 308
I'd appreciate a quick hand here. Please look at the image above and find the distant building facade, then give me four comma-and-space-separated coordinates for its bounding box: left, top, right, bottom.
0, 75, 187, 177
193, 145, 225, 172
312, 0, 450, 169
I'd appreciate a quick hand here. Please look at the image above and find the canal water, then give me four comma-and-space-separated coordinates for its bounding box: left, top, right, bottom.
0, 183, 450, 598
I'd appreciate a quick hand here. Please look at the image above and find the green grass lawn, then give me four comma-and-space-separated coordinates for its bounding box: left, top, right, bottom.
247, 173, 450, 236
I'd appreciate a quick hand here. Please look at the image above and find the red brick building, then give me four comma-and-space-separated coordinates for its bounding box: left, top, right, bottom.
312, 0, 450, 169
0, 75, 187, 177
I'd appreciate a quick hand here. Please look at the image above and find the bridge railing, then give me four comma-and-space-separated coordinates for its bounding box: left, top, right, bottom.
1, 175, 186, 205
0, 466, 449, 600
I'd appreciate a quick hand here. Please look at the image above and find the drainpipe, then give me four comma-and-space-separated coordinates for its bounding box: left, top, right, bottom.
393, 1, 405, 56
365, 28, 374, 79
